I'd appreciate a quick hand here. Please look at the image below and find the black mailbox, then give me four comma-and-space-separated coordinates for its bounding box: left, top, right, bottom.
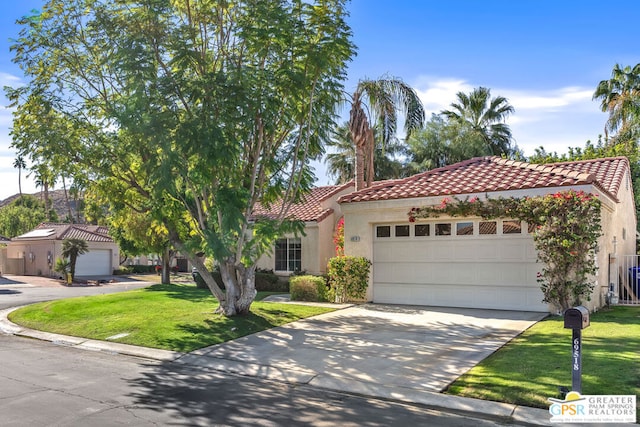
564, 306, 590, 329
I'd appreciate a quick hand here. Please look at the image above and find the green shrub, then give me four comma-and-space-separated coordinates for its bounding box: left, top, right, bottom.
290, 275, 328, 302
327, 256, 371, 303
193, 270, 285, 292
129, 265, 157, 274
114, 266, 132, 275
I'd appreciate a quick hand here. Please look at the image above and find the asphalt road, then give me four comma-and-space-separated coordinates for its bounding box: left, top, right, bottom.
1, 334, 523, 426
0, 277, 531, 426
0, 278, 151, 310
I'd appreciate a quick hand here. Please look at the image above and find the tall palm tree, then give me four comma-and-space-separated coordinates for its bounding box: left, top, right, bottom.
442, 87, 515, 156
61, 238, 89, 282
13, 155, 26, 198
32, 164, 56, 220
327, 122, 409, 185
593, 63, 640, 146
348, 76, 425, 190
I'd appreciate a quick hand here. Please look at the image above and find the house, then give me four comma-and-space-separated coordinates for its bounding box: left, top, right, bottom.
4, 223, 120, 277
254, 182, 354, 276
338, 156, 636, 313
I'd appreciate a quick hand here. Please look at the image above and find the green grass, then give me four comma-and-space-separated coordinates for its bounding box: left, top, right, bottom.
446, 306, 640, 413
9, 283, 334, 352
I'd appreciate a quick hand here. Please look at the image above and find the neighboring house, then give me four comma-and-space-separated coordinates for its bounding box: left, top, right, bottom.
4, 223, 120, 277
254, 183, 354, 276
338, 156, 636, 313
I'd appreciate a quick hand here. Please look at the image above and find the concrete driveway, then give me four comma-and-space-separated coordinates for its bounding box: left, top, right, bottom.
178, 304, 547, 396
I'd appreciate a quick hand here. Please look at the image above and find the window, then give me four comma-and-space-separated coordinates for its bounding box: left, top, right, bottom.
376, 225, 391, 238
415, 224, 430, 236
479, 221, 497, 235
275, 238, 301, 272
395, 225, 410, 237
435, 223, 451, 236
456, 222, 474, 236
502, 220, 522, 234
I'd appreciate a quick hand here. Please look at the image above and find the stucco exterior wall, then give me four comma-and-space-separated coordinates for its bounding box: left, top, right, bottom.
341, 184, 631, 312
602, 170, 638, 308
6, 239, 119, 278
254, 184, 354, 276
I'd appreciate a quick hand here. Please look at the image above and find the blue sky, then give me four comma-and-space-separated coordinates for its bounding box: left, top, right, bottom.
0, 1, 638, 198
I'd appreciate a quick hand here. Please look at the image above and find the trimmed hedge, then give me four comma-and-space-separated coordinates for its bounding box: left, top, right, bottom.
290, 275, 328, 302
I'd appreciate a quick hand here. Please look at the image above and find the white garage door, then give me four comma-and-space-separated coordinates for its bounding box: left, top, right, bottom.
75, 249, 112, 276
373, 220, 548, 312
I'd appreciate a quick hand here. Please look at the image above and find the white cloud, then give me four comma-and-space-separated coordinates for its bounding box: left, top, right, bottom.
0, 72, 22, 87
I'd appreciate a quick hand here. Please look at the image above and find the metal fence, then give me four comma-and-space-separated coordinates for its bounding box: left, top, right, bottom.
615, 255, 640, 305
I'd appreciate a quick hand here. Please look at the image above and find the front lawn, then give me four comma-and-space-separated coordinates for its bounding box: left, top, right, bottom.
446, 306, 640, 413
9, 284, 334, 352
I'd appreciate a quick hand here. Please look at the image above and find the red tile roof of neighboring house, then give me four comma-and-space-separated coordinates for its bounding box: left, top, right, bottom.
14, 223, 114, 243
338, 156, 630, 204
252, 182, 354, 222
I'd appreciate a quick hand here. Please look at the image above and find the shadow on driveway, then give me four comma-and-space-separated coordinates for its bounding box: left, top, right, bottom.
174, 304, 547, 393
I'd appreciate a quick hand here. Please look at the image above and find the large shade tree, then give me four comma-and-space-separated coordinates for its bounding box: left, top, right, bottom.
442, 86, 515, 157
347, 76, 425, 190
8, 0, 355, 316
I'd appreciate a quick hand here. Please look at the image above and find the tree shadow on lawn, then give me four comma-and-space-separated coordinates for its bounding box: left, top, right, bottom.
141, 283, 279, 304
142, 283, 216, 304
159, 307, 297, 352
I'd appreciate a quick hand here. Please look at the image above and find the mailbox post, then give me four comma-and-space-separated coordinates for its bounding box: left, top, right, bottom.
563, 306, 590, 393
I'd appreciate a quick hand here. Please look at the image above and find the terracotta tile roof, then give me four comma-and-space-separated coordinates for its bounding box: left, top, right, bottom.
252, 183, 354, 222
14, 223, 114, 243
338, 156, 630, 204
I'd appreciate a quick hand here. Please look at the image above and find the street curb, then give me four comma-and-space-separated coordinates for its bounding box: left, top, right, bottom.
1, 304, 553, 426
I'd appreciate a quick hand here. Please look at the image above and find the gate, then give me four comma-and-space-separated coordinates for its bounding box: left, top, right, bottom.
613, 255, 640, 305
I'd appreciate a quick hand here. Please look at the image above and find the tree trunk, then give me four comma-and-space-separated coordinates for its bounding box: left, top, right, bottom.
44, 181, 51, 219
161, 247, 171, 285
354, 144, 365, 191
365, 128, 375, 187
218, 258, 257, 316
18, 168, 22, 198
62, 177, 73, 223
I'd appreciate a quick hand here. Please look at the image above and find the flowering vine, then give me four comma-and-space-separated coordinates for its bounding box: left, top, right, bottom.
333, 217, 345, 256
409, 190, 602, 312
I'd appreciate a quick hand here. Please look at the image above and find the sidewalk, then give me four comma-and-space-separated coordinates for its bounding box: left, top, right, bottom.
0, 303, 552, 426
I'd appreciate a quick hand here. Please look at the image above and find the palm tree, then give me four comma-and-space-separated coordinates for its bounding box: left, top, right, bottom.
13, 155, 26, 198
327, 122, 409, 184
442, 87, 515, 156
326, 124, 355, 184
593, 63, 640, 146
62, 238, 89, 282
348, 76, 425, 190
32, 164, 56, 220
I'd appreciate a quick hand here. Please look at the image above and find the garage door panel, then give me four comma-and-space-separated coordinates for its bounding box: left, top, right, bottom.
373, 283, 547, 311
76, 249, 111, 276
372, 222, 546, 312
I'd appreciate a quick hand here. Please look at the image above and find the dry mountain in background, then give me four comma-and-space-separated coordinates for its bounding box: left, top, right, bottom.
0, 189, 84, 223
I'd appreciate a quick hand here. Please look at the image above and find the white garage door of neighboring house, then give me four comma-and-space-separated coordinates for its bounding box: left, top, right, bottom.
372, 220, 548, 312
75, 249, 112, 276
